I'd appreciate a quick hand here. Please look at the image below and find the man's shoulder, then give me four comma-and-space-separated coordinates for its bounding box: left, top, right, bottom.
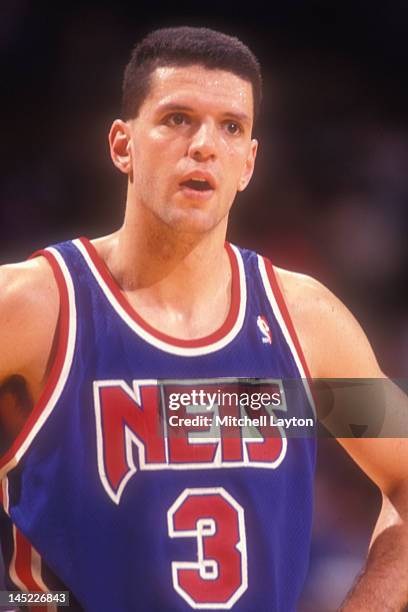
273, 266, 382, 378
0, 256, 59, 384
273, 266, 336, 319
0, 255, 59, 309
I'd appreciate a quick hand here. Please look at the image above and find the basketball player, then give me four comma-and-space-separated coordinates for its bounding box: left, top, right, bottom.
0, 27, 407, 611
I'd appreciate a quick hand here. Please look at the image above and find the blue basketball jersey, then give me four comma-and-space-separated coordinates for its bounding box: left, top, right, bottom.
0, 237, 316, 611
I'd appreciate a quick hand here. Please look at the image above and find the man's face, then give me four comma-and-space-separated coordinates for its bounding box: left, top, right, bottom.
121, 64, 258, 234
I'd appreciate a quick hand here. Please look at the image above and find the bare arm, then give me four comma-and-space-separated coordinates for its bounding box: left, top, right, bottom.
0, 258, 59, 449
277, 268, 408, 612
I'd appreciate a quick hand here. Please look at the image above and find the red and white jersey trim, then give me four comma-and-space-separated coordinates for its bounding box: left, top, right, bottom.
0, 247, 77, 478
1, 485, 54, 610
9, 526, 56, 611
257, 256, 316, 417
73, 237, 247, 356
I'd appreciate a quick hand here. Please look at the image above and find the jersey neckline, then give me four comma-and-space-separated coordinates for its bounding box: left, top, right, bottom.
74, 237, 247, 355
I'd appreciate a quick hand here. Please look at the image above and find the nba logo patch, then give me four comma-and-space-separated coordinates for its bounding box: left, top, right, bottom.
257, 315, 272, 344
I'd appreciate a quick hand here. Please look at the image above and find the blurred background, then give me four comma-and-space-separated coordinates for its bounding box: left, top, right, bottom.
1, 1, 408, 609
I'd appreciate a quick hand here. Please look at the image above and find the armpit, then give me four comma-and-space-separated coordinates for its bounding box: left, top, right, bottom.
0, 375, 33, 454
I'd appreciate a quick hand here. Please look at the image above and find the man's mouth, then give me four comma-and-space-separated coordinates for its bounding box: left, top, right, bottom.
180, 178, 213, 192
179, 171, 217, 195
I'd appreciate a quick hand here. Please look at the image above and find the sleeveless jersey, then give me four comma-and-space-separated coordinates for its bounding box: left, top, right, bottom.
0, 237, 316, 611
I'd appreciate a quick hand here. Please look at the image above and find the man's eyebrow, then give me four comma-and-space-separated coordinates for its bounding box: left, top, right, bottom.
155, 103, 251, 125
222, 111, 251, 125
155, 103, 194, 114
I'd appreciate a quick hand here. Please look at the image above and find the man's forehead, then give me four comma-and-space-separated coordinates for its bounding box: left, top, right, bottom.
145, 64, 254, 117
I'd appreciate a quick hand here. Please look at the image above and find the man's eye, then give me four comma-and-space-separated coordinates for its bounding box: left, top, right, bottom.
225, 121, 242, 135
167, 113, 189, 126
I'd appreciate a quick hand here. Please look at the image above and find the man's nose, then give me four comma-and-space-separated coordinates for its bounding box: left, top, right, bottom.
187, 121, 217, 162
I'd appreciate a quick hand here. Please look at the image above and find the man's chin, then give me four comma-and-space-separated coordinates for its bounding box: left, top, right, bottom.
162, 208, 225, 235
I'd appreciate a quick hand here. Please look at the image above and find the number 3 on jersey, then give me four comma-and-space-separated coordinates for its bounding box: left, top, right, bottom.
167, 487, 248, 609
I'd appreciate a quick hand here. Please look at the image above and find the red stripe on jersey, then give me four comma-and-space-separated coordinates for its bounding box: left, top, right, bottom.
14, 529, 48, 612
262, 258, 312, 379
0, 250, 70, 472
78, 236, 241, 348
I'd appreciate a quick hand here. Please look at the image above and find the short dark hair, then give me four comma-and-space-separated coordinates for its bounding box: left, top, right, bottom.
122, 26, 262, 123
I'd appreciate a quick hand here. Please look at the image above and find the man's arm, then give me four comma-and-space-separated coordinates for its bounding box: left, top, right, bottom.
340, 489, 408, 611
276, 268, 408, 611
0, 258, 59, 448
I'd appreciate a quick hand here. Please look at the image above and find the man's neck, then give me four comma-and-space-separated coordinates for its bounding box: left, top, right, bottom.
92, 214, 232, 339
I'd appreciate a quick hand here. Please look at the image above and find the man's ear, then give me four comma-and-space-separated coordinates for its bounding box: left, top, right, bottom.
108, 119, 132, 175
238, 138, 258, 192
